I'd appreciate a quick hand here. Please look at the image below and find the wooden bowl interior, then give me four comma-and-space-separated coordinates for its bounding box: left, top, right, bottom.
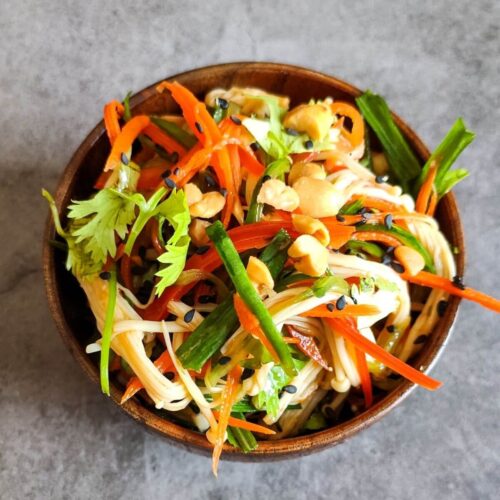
44, 62, 464, 460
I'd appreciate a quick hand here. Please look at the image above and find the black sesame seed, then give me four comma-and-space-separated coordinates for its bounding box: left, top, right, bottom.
216, 97, 229, 110
285, 127, 300, 136
375, 175, 389, 184
218, 356, 231, 365
164, 178, 177, 189
351, 296, 358, 305
121, 153, 129, 165
161, 169, 172, 179
386, 246, 395, 255
183, 309, 196, 323
304, 139, 314, 149
99, 271, 111, 280
220, 188, 228, 197
250, 142, 260, 152
165, 371, 175, 381
358, 207, 369, 215
326, 303, 335, 312
387, 325, 396, 333
452, 275, 466, 290
414, 335, 427, 345
336, 295, 347, 311
174, 167, 180, 176
336, 214, 346, 222
384, 214, 393, 230
437, 300, 449, 317
205, 173, 216, 187
391, 261, 405, 273
195, 245, 210, 255
382, 254, 393, 266
283, 384, 298, 394
230, 115, 242, 125
195, 121, 203, 133
241, 368, 255, 381
262, 175, 271, 183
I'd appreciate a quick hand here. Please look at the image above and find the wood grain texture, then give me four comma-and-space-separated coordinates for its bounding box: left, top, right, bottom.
43, 62, 465, 460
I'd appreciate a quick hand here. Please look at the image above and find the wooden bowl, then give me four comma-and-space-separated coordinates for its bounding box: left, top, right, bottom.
43, 62, 464, 460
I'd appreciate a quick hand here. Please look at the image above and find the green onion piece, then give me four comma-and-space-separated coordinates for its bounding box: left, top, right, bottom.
150, 116, 197, 149
227, 412, 258, 453
339, 197, 365, 215
176, 296, 238, 371
100, 268, 117, 395
415, 118, 474, 197
356, 91, 421, 191
123, 91, 132, 122
258, 229, 291, 279
206, 221, 296, 376
355, 223, 435, 272
345, 240, 385, 258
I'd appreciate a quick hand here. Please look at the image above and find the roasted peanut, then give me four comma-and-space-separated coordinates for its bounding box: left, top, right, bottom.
189, 191, 226, 218
288, 162, 326, 186
293, 176, 343, 217
283, 103, 334, 141
246, 256, 274, 292
288, 234, 329, 276
292, 214, 330, 247
184, 183, 203, 206
257, 179, 299, 212
188, 218, 210, 247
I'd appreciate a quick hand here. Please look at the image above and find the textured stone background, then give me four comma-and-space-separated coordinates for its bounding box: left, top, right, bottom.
1, 1, 499, 499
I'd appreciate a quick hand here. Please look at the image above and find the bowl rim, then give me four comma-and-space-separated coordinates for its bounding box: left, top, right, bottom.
43, 61, 464, 460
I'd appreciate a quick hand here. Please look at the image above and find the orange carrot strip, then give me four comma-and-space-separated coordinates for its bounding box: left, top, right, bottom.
105, 115, 150, 171
137, 166, 168, 192
212, 411, 276, 435
301, 304, 381, 318
143, 123, 187, 156
325, 317, 442, 390
415, 162, 438, 213
330, 102, 365, 149
233, 293, 280, 363
322, 222, 356, 249
352, 231, 402, 248
355, 347, 373, 408
426, 190, 438, 216
349, 195, 402, 213
120, 350, 175, 404
120, 253, 133, 291
212, 365, 242, 476
103, 100, 124, 145
402, 271, 500, 313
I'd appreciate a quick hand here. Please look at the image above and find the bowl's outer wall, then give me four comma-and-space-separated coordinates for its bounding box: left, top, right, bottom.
43, 62, 464, 460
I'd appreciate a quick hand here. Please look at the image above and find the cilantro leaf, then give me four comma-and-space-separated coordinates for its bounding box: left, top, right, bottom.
155, 235, 190, 295
67, 189, 137, 266
253, 364, 288, 419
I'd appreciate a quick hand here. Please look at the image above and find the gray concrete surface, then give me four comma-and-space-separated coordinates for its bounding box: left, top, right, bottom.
1, 1, 499, 499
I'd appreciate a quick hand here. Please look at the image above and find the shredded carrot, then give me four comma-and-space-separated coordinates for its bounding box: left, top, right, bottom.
120, 253, 133, 291
402, 271, 500, 313
325, 317, 442, 390
301, 303, 381, 318
322, 222, 356, 249
103, 100, 124, 145
426, 190, 438, 216
109, 354, 121, 372
284, 337, 301, 344
150, 218, 163, 255
137, 165, 168, 192
142, 123, 186, 156
233, 293, 280, 363
349, 195, 402, 213
330, 101, 365, 149
352, 231, 402, 248
355, 347, 373, 408
120, 350, 175, 404
415, 162, 438, 214
212, 411, 276, 435
104, 115, 150, 171
212, 365, 242, 476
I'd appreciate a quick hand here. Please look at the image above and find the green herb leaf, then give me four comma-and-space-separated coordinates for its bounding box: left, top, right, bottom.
303, 411, 327, 431
253, 365, 288, 419
67, 188, 137, 266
